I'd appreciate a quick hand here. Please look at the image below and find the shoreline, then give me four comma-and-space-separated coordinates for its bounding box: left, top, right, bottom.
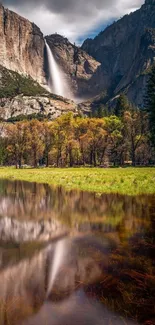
0, 167, 155, 195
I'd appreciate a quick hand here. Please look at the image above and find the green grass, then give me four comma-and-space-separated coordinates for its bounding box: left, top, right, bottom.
0, 167, 155, 195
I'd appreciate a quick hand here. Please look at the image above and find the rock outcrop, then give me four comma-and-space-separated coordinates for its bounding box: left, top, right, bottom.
82, 0, 155, 107
0, 95, 78, 120
45, 34, 101, 98
0, 4, 45, 84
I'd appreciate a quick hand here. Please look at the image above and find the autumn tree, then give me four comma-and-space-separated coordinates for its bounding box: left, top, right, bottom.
51, 114, 71, 167
123, 108, 148, 166
82, 119, 106, 166
26, 120, 44, 167
75, 118, 89, 165
0, 110, 153, 168
61, 113, 78, 167
42, 122, 55, 167
6, 122, 29, 168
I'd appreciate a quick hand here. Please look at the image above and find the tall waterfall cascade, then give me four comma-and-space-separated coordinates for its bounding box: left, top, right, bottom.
45, 39, 73, 99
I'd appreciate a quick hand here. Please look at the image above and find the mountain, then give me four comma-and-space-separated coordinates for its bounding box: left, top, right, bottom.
82, 0, 155, 107
1, 0, 155, 117
0, 3, 101, 98
0, 3, 102, 118
0, 4, 83, 120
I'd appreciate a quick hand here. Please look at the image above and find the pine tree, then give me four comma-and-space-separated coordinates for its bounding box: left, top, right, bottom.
146, 65, 155, 145
115, 93, 129, 117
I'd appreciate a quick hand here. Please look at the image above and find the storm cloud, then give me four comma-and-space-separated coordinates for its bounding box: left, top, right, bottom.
1, 0, 144, 43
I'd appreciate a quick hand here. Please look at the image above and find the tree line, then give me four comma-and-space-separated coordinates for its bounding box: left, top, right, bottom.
0, 109, 153, 168
0, 65, 155, 168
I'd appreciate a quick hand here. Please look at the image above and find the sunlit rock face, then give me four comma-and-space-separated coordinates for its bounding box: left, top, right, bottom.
45, 34, 101, 99
0, 4, 45, 84
82, 0, 155, 107
0, 95, 78, 120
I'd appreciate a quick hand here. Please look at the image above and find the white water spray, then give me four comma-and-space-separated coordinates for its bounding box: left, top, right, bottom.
45, 39, 72, 99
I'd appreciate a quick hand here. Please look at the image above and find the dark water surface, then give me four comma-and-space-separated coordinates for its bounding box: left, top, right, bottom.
0, 179, 154, 324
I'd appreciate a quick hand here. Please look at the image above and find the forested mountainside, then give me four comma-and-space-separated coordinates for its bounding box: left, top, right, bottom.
0, 66, 78, 121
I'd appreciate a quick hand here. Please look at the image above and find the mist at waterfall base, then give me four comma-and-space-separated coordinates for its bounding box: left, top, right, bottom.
45, 40, 74, 100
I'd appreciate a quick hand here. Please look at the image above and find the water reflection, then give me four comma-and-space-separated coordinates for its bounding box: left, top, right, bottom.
0, 179, 153, 237
0, 179, 154, 325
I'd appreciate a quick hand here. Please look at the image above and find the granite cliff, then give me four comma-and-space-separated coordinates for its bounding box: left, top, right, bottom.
0, 4, 45, 84
82, 0, 155, 107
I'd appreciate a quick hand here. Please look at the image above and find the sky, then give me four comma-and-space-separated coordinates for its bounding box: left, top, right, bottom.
2, 0, 145, 44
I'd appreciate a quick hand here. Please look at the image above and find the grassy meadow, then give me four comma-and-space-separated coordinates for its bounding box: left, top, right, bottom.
0, 167, 155, 195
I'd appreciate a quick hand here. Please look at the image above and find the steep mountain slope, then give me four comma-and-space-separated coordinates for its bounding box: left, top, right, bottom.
0, 4, 45, 84
82, 0, 155, 106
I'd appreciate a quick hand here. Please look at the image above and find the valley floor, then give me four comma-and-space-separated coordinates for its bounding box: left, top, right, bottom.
0, 167, 155, 195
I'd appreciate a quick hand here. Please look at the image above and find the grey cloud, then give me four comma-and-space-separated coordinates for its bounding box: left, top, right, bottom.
1, 0, 144, 42
2, 0, 118, 16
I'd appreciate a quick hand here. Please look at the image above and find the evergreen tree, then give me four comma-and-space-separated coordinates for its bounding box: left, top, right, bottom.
146, 65, 155, 145
115, 93, 129, 117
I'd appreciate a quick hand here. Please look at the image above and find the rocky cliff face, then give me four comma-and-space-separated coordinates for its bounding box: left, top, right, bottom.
0, 95, 78, 121
82, 0, 155, 106
0, 4, 45, 84
45, 34, 101, 98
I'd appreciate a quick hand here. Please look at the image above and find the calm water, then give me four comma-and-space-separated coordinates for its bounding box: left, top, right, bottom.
0, 179, 154, 324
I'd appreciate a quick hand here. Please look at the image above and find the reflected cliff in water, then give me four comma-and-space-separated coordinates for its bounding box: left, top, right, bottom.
0, 179, 154, 324
0, 179, 153, 238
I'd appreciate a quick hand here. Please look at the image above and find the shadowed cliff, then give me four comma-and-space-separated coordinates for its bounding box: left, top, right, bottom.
82, 0, 155, 107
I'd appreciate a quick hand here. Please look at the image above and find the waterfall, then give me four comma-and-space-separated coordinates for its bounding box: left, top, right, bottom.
45, 39, 72, 99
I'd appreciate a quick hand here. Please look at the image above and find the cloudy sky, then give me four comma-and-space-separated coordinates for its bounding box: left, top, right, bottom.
2, 0, 144, 44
